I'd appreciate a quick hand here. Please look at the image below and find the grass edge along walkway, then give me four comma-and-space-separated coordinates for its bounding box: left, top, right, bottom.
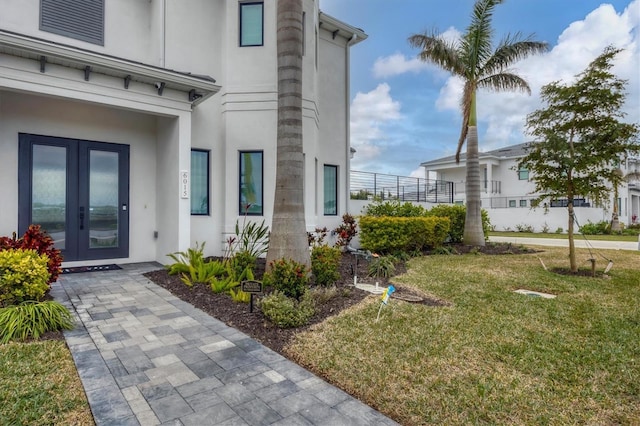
0, 339, 94, 425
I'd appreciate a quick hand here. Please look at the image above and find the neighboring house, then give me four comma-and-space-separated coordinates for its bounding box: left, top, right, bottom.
0, 0, 366, 266
420, 142, 640, 231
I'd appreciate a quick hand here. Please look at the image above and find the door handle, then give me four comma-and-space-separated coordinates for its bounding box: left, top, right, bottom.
79, 207, 85, 230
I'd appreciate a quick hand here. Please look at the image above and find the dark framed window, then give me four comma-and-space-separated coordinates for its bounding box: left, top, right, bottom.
519, 199, 527, 207
518, 168, 529, 180
191, 150, 209, 215
324, 165, 338, 215
239, 151, 263, 215
240, 2, 264, 47
40, 0, 105, 45
509, 200, 516, 208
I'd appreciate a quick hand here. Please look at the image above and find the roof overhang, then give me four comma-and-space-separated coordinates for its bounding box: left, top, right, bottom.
318, 12, 367, 44
0, 29, 221, 106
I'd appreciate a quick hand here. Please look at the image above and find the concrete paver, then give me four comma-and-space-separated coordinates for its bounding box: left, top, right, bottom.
51, 263, 398, 426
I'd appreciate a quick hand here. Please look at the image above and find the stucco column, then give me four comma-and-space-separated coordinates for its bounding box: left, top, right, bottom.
155, 112, 192, 263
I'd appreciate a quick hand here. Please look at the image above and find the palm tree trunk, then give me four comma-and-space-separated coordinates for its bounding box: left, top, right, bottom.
463, 125, 485, 246
266, 0, 310, 268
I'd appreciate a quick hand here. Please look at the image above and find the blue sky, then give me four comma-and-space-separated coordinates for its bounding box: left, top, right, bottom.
320, 0, 640, 177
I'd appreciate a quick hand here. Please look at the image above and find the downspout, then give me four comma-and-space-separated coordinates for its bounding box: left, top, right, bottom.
160, 0, 166, 67
345, 33, 357, 214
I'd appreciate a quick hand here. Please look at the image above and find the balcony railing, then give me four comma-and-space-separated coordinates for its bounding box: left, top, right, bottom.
350, 170, 454, 203
454, 180, 502, 194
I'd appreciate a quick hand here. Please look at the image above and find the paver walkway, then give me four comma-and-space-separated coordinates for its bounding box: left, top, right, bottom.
52, 262, 398, 426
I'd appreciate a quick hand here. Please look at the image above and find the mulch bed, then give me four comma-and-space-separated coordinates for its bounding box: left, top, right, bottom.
27, 243, 538, 347
143, 243, 538, 354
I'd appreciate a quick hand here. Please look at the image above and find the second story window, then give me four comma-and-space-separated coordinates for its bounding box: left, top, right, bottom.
240, 2, 264, 47
518, 168, 529, 180
40, 0, 104, 45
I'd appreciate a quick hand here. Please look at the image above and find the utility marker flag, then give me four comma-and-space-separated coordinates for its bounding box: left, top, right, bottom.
376, 285, 395, 322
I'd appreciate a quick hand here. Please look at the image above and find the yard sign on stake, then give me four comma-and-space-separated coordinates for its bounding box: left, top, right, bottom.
376, 284, 395, 322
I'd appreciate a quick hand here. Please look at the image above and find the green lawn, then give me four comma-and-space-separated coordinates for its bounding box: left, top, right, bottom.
489, 231, 639, 242
287, 246, 640, 424
0, 340, 94, 425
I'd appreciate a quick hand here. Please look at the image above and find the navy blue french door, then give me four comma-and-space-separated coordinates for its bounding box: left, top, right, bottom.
18, 134, 129, 261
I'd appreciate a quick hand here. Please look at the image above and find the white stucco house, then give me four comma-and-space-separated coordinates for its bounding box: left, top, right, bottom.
0, 0, 366, 266
420, 142, 640, 232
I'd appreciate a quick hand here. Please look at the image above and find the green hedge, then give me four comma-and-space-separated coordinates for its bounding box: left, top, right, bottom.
426, 204, 491, 243
359, 216, 450, 253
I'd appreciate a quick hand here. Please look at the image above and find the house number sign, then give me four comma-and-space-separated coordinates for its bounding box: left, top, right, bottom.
180, 170, 189, 199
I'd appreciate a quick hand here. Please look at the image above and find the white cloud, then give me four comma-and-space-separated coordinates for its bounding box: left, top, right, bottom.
372, 27, 462, 79
373, 53, 432, 79
350, 83, 402, 167
435, 0, 639, 150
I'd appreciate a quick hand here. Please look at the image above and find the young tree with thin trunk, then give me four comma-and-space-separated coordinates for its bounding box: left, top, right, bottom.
267, 0, 310, 268
409, 0, 547, 246
518, 46, 640, 272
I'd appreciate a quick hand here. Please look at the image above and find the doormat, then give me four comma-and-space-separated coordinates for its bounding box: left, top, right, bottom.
62, 264, 122, 274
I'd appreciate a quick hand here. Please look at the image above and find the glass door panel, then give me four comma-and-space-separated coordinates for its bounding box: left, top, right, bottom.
89, 150, 119, 249
31, 145, 67, 249
19, 134, 129, 262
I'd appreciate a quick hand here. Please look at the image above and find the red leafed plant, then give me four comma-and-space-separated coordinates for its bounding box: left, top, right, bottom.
334, 213, 358, 247
0, 225, 63, 284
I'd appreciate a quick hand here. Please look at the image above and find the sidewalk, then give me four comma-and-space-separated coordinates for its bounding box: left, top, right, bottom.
51, 263, 398, 426
489, 235, 639, 251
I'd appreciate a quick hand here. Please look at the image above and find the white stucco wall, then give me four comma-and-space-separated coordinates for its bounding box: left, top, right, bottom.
0, 0, 158, 64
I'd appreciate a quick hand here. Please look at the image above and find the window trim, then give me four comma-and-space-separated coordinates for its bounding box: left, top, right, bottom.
239, 150, 264, 216
239, 2, 264, 47
323, 164, 338, 216
190, 149, 210, 216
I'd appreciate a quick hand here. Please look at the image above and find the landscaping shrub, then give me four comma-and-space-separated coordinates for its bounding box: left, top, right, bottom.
359, 216, 450, 254
516, 223, 535, 233
259, 291, 315, 328
334, 213, 358, 247
0, 225, 63, 285
230, 250, 257, 278
311, 245, 341, 287
262, 258, 309, 300
579, 220, 609, 235
368, 255, 396, 279
426, 204, 491, 243
363, 200, 426, 217
233, 218, 270, 258
0, 301, 74, 343
0, 249, 51, 307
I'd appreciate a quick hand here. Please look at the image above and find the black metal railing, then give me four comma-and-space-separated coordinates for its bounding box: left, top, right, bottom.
455, 180, 502, 194
350, 170, 454, 204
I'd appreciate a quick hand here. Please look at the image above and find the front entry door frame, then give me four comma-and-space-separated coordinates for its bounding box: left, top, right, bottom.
18, 134, 130, 262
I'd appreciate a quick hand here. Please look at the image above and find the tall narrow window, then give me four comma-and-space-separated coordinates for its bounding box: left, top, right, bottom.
40, 0, 104, 45
191, 150, 209, 215
239, 151, 263, 215
324, 165, 338, 215
240, 2, 264, 47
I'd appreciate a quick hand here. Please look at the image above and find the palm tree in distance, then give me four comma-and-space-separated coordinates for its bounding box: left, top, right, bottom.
266, 0, 310, 267
409, 0, 548, 246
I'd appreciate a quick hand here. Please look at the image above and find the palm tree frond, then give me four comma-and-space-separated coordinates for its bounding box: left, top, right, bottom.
481, 34, 548, 76
478, 72, 531, 94
408, 32, 464, 75
460, 0, 503, 74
